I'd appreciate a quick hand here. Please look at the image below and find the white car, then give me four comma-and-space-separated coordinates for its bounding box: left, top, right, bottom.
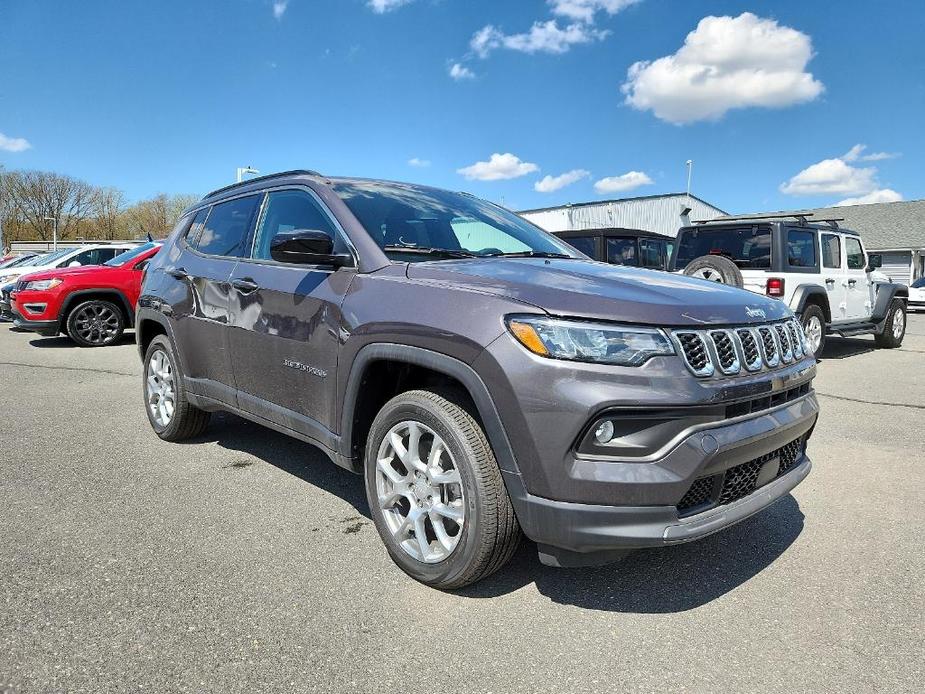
0, 243, 140, 287
671, 216, 909, 358
908, 277, 925, 311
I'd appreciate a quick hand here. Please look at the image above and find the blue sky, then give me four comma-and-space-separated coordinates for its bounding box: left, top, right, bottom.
1, 0, 923, 213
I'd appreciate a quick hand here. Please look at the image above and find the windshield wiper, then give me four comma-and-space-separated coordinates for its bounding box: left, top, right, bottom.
482, 250, 573, 259
382, 245, 477, 259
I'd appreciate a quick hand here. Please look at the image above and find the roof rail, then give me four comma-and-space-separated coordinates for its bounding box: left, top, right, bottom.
203, 169, 324, 200
694, 213, 815, 225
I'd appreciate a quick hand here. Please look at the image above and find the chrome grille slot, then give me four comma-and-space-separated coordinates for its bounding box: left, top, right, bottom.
709, 330, 740, 375
736, 328, 763, 371
675, 332, 714, 377
775, 324, 794, 363
787, 320, 804, 358
758, 327, 780, 367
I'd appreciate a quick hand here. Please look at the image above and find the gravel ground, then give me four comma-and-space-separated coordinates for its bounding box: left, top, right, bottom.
1, 315, 923, 693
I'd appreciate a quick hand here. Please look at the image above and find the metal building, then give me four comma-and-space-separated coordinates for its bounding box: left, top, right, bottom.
519, 193, 727, 237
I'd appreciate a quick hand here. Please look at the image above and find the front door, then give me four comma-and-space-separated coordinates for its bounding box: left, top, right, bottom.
820, 232, 846, 323
844, 235, 873, 320
227, 188, 355, 444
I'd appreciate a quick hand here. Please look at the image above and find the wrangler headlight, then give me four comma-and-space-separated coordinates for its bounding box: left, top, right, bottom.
506, 316, 675, 366
22, 278, 63, 291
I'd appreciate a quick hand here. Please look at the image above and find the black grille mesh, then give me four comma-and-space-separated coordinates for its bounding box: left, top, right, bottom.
678, 333, 709, 371
676, 434, 806, 515
737, 329, 760, 367
710, 331, 737, 371
786, 322, 803, 357
775, 324, 793, 362
758, 327, 778, 362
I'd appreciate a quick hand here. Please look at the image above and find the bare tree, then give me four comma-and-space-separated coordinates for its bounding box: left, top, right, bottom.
125, 193, 198, 238
4, 170, 98, 241
94, 187, 126, 240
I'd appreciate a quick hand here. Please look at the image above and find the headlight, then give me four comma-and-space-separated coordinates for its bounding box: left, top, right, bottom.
22, 278, 63, 291
506, 316, 675, 366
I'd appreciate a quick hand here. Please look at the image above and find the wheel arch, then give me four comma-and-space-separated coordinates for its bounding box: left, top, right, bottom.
60, 289, 135, 331
339, 344, 520, 477
791, 285, 831, 323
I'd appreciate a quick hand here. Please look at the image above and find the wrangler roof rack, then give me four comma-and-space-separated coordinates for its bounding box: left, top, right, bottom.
203, 169, 324, 200
693, 213, 846, 228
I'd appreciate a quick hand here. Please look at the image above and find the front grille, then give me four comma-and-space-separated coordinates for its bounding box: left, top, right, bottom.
672, 319, 808, 378
676, 434, 807, 516
15, 279, 28, 291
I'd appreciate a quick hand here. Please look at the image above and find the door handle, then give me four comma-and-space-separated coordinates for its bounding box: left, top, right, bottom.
231, 278, 259, 294
847, 279, 857, 286
168, 267, 189, 280
824, 277, 835, 284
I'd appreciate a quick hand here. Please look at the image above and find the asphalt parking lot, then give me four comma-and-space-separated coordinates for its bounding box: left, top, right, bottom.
1, 316, 923, 693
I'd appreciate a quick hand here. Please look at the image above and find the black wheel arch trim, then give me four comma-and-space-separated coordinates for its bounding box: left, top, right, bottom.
339, 343, 521, 477
791, 285, 831, 322
872, 283, 909, 328
60, 289, 135, 327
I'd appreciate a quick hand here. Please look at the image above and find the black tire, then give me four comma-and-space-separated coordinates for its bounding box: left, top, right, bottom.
364, 389, 521, 590
799, 303, 827, 359
874, 299, 906, 348
142, 334, 210, 441
682, 255, 744, 288
66, 299, 125, 347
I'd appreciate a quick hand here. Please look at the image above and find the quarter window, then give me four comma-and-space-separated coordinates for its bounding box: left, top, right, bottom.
563, 236, 597, 258
185, 208, 210, 247
251, 190, 343, 261
845, 237, 865, 270
194, 195, 261, 258
821, 234, 841, 269
787, 230, 817, 268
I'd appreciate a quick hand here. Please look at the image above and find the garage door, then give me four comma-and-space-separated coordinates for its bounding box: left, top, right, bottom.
880, 251, 911, 285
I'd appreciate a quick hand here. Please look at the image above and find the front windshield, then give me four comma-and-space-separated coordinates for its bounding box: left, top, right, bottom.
32, 248, 72, 266
331, 180, 579, 260
2, 254, 38, 269
105, 242, 159, 266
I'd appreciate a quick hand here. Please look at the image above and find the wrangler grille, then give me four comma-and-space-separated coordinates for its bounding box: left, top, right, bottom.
676, 434, 807, 515
673, 320, 808, 378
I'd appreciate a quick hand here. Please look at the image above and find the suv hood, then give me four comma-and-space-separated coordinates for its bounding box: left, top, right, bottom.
15, 264, 112, 283
407, 258, 791, 326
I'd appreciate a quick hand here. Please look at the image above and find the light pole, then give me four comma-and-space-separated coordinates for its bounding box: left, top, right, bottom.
43, 215, 58, 250
685, 159, 694, 206
236, 166, 260, 183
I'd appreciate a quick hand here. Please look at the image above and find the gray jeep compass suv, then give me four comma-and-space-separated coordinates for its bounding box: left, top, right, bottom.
137, 170, 819, 589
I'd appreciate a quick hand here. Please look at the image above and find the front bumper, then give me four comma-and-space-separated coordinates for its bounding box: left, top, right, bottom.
11, 312, 60, 336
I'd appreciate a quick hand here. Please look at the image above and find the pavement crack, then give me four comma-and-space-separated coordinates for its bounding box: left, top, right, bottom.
0, 360, 135, 377
815, 391, 925, 410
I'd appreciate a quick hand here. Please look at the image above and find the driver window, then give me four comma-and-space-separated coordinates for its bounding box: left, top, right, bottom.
252, 190, 342, 261
845, 237, 865, 270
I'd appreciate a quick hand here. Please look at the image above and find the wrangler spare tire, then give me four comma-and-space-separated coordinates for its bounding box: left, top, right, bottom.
682, 255, 744, 288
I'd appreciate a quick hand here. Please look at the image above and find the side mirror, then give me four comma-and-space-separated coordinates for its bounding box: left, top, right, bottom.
867, 253, 882, 271
269, 229, 353, 267
68, 261, 81, 267
134, 260, 149, 272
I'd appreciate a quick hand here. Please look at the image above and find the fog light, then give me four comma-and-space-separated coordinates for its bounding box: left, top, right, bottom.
594, 420, 615, 444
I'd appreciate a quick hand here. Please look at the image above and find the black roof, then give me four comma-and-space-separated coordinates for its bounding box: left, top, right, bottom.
202, 169, 324, 200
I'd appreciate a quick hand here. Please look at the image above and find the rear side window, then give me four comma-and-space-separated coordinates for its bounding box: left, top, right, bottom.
251, 190, 344, 261
185, 208, 210, 246
562, 236, 597, 258
639, 239, 665, 269
821, 234, 841, 268
845, 237, 865, 270
607, 238, 639, 266
675, 227, 771, 270
194, 195, 260, 258
787, 230, 817, 268
62, 247, 118, 267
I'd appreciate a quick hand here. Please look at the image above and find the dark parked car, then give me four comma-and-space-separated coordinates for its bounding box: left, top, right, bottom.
136, 170, 819, 589
554, 228, 674, 270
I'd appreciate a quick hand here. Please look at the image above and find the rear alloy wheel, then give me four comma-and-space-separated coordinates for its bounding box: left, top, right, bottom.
875, 299, 906, 348
800, 304, 827, 359
67, 299, 125, 347
365, 389, 521, 590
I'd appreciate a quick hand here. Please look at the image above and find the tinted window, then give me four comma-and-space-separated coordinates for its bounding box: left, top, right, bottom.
639, 239, 666, 269
331, 180, 576, 260
62, 247, 118, 267
787, 230, 817, 268
195, 196, 260, 257
252, 190, 342, 261
845, 237, 865, 270
562, 236, 597, 258
821, 234, 841, 268
185, 208, 209, 247
607, 238, 639, 266
105, 242, 159, 266
675, 227, 771, 269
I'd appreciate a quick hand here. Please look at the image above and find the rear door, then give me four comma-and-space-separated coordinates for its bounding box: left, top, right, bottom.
820, 232, 846, 322
167, 195, 261, 404
227, 187, 355, 442
844, 235, 873, 320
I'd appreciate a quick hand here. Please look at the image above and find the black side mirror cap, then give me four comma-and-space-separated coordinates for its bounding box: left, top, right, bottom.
269, 229, 354, 267
867, 253, 882, 271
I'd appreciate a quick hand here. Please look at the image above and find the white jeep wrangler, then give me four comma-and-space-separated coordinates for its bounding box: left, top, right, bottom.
671, 215, 909, 359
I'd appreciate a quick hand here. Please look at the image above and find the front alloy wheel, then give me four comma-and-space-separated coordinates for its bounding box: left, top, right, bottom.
146, 348, 175, 428
67, 299, 125, 346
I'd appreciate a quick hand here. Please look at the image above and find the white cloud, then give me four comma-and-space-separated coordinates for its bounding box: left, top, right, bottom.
449, 62, 475, 80
835, 189, 903, 206
780, 158, 877, 196
458, 153, 539, 181
470, 20, 608, 58
0, 132, 31, 152
593, 171, 653, 194
841, 143, 900, 163
549, 0, 641, 23
408, 157, 431, 168
622, 12, 824, 124
368, 0, 413, 13
272, 0, 289, 20
534, 169, 590, 193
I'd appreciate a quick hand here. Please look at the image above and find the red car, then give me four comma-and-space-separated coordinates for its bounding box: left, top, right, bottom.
11, 242, 162, 346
